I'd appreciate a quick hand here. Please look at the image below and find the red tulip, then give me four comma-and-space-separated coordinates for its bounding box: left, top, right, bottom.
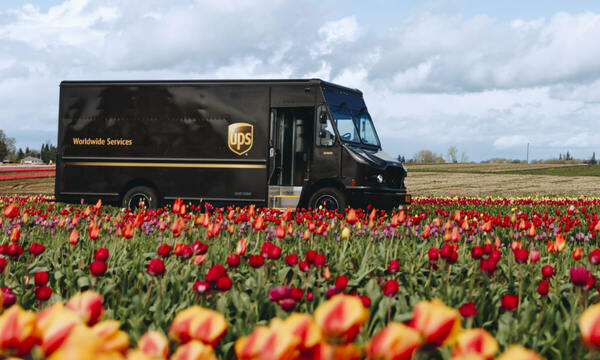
90, 260, 107, 276
227, 253, 240, 268
298, 260, 310, 272
34, 271, 49, 286
590, 249, 600, 265
313, 254, 326, 267
205, 264, 226, 283
147, 258, 165, 276
335, 276, 349, 291
248, 254, 264, 268
28, 242, 45, 256
513, 248, 529, 263
428, 247, 439, 261
471, 246, 483, 259
290, 288, 304, 300
157, 244, 172, 257
35, 286, 52, 301
383, 279, 399, 296
94, 248, 109, 261
458, 301, 478, 318
217, 276, 232, 291
538, 280, 549, 296
388, 259, 400, 273
359, 295, 371, 308
285, 253, 298, 266
571, 266, 589, 287
542, 265, 554, 278
346, 209, 358, 224
193, 281, 210, 295
500, 294, 518, 311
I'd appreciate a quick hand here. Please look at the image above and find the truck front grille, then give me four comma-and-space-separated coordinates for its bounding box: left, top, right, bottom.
385, 167, 405, 189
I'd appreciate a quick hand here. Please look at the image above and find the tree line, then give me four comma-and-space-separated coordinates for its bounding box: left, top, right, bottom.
0, 129, 57, 164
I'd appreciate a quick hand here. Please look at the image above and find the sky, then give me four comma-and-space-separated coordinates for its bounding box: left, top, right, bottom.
1, 0, 599, 162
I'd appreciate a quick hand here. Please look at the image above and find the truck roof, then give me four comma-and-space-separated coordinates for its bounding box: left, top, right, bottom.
59, 78, 362, 94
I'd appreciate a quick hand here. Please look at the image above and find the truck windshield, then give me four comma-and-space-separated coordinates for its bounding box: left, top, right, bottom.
322, 85, 381, 148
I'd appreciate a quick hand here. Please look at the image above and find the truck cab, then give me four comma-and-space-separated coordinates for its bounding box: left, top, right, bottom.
268, 80, 410, 210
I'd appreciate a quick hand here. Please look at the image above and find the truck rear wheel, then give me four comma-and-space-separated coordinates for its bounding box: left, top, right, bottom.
122, 186, 158, 210
309, 187, 347, 210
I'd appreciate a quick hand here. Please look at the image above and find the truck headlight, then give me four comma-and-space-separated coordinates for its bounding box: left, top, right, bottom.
376, 174, 384, 184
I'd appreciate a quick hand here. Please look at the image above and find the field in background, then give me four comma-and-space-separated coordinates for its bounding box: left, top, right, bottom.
0, 163, 598, 198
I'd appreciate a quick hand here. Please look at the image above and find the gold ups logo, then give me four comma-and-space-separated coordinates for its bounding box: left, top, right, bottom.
228, 123, 253, 155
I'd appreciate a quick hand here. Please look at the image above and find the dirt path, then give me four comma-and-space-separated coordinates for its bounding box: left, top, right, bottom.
0, 177, 55, 196
0, 172, 599, 198
406, 172, 600, 198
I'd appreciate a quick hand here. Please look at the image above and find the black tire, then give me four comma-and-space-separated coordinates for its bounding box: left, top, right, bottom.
309, 187, 347, 210
122, 186, 159, 210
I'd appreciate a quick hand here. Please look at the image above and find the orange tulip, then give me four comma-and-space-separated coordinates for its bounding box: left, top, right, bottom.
409, 299, 462, 346
573, 247, 583, 261
276, 224, 286, 239
312, 341, 362, 360
527, 224, 536, 238
580, 302, 600, 350
89, 223, 100, 240
65, 291, 104, 325
136, 331, 169, 359
397, 210, 406, 223
9, 228, 20, 243
48, 324, 125, 360
236, 237, 248, 255
172, 198, 183, 214
3, 203, 19, 218
451, 329, 498, 360
168, 306, 227, 347
35, 303, 82, 355
123, 223, 135, 239
0, 305, 38, 357
495, 345, 542, 360
554, 233, 566, 253
314, 294, 369, 344
92, 320, 130, 354
235, 322, 300, 360
346, 209, 358, 225
282, 313, 322, 352
365, 322, 422, 360
69, 228, 79, 245
421, 225, 431, 239
253, 215, 265, 231
171, 340, 217, 360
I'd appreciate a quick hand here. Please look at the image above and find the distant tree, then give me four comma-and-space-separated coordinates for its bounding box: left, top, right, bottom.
397, 155, 406, 163
17, 148, 24, 161
589, 152, 597, 165
460, 152, 469, 163
447, 146, 458, 163
414, 150, 436, 163
0, 129, 16, 160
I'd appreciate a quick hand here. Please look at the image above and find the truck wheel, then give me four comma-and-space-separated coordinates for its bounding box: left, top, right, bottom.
122, 186, 158, 210
309, 187, 347, 210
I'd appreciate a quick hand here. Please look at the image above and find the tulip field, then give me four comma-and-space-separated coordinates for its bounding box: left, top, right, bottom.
2, 196, 600, 359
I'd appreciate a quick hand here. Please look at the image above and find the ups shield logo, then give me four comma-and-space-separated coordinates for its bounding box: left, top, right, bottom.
228, 123, 253, 155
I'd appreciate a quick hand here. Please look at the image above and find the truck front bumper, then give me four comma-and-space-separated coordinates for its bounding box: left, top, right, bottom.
346, 186, 411, 209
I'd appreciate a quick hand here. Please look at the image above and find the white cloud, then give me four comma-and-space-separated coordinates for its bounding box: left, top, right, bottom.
0, 1, 599, 161
493, 135, 530, 149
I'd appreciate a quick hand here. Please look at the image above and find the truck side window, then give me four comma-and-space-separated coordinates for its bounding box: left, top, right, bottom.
316, 105, 335, 147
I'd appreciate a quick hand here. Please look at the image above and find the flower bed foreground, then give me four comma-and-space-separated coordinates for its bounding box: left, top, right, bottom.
1, 196, 600, 358
1, 289, 548, 359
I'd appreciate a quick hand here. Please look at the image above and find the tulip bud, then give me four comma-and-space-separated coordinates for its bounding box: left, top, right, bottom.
169, 306, 227, 346
66, 291, 104, 325
409, 298, 462, 346
451, 328, 498, 359
314, 294, 369, 344
365, 322, 422, 360
171, 340, 217, 360
0, 305, 38, 356
496, 345, 543, 360
136, 330, 169, 359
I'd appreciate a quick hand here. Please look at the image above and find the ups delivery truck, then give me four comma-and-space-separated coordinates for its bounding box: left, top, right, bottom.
55, 79, 410, 210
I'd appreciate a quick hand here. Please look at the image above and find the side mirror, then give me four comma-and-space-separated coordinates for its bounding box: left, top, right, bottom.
319, 111, 328, 123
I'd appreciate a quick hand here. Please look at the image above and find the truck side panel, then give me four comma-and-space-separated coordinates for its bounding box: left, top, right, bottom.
56, 84, 269, 204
